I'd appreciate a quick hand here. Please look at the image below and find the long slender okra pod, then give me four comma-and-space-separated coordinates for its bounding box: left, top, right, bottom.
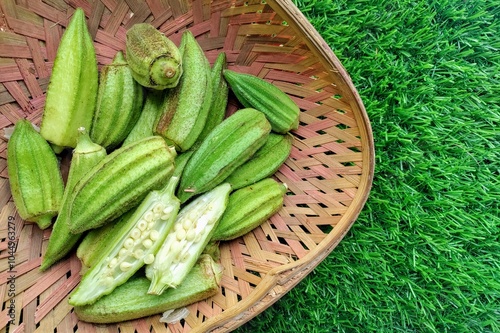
41, 128, 107, 271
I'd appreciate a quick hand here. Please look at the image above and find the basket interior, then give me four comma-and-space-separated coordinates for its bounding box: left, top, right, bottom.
0, 0, 373, 332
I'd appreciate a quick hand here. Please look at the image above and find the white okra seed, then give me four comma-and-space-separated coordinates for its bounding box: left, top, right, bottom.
182, 218, 193, 230
137, 220, 147, 231
144, 211, 154, 222
120, 262, 132, 271
130, 228, 141, 240
174, 223, 183, 231
143, 239, 153, 249
144, 253, 155, 265
160, 214, 170, 220
123, 238, 134, 249
193, 232, 202, 244
186, 229, 196, 241
150, 230, 160, 241
153, 204, 164, 214
119, 248, 128, 257
176, 228, 186, 241
108, 258, 118, 268
103, 276, 114, 286
163, 206, 173, 214
134, 249, 144, 259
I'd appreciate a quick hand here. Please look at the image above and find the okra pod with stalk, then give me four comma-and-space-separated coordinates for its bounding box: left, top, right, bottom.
69, 176, 181, 306
73, 254, 223, 324
67, 136, 176, 234
125, 23, 182, 90
41, 128, 107, 271
146, 182, 231, 295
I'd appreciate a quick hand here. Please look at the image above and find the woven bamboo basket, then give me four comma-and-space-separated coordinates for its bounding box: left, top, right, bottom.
0, 0, 374, 332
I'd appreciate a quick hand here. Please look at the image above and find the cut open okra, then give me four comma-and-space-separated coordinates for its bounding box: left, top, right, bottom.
69, 176, 181, 306
146, 182, 231, 295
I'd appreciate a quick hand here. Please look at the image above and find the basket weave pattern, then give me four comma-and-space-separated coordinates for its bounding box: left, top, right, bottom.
0, 0, 374, 332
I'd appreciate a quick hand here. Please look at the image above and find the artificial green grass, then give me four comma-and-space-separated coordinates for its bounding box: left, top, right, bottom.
234, 0, 500, 332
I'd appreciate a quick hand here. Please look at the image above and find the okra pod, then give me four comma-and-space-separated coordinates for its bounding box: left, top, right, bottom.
74, 254, 222, 324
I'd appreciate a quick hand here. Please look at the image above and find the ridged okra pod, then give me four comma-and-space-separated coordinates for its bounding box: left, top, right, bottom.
146, 183, 231, 295
223, 69, 300, 134
67, 136, 176, 234
126, 23, 182, 90
40, 8, 98, 149
224, 133, 293, 190
177, 108, 271, 203
69, 176, 181, 306
90, 51, 144, 149
212, 178, 287, 241
122, 90, 165, 146
74, 254, 222, 324
194, 51, 229, 146
41, 128, 107, 271
154, 30, 213, 152
7, 120, 64, 229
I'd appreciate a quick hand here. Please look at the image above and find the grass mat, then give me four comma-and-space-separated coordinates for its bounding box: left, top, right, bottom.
235, 0, 500, 332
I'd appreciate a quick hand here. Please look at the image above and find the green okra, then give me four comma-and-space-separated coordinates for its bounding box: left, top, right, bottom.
177, 108, 271, 203
194, 51, 229, 147
212, 178, 287, 241
67, 136, 177, 234
122, 89, 165, 146
69, 176, 181, 306
90, 51, 144, 149
154, 30, 213, 152
40, 8, 98, 149
224, 133, 293, 190
74, 254, 222, 324
223, 69, 300, 134
125, 23, 182, 90
41, 128, 107, 271
7, 120, 64, 230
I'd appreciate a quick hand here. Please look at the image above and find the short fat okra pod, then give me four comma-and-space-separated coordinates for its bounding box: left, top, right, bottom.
125, 23, 182, 90
7, 119, 64, 230
68, 176, 181, 306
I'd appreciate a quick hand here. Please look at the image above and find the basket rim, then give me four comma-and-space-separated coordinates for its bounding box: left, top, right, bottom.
194, 0, 375, 331
0, 0, 375, 331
